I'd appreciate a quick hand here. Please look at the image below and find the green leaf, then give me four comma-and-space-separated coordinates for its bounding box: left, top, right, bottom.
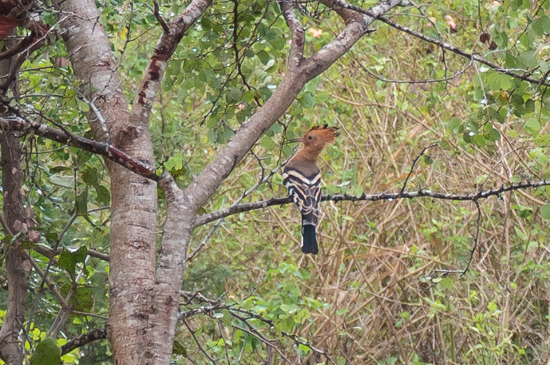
41, 11, 57, 26
49, 166, 72, 173
280, 304, 299, 314
58, 246, 88, 276
49, 175, 74, 189
514, 226, 527, 241
30, 338, 61, 365
531, 15, 550, 35
534, 135, 550, 146
226, 88, 242, 104
259, 136, 276, 150
72, 286, 94, 312
498, 74, 512, 90
165, 153, 184, 172
439, 276, 454, 289
81, 167, 99, 186
94, 185, 110, 205
76, 188, 88, 215
540, 205, 550, 219
293, 308, 311, 324
523, 118, 541, 134
487, 128, 501, 142
77, 151, 92, 166
519, 50, 537, 68
505, 52, 517, 68
447, 117, 462, 131
256, 50, 271, 65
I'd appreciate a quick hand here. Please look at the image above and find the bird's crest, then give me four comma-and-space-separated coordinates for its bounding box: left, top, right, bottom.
305, 124, 340, 143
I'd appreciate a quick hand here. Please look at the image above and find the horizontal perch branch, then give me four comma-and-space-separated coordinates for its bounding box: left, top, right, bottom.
194, 179, 550, 227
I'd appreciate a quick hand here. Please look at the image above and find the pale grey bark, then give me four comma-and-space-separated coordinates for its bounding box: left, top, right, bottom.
54, 1, 156, 363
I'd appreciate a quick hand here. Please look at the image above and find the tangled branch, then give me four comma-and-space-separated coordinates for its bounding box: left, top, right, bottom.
179, 291, 335, 364
326, 0, 550, 88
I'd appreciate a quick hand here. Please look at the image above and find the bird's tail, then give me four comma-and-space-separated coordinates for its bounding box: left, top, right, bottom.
301, 224, 318, 255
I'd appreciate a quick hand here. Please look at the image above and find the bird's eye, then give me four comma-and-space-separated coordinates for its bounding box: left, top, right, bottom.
308, 136, 313, 140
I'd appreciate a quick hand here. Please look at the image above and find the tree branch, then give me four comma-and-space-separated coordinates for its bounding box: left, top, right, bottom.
0, 116, 158, 181
194, 179, 550, 227
281, 1, 305, 68
461, 200, 482, 277
152, 0, 170, 34
376, 15, 550, 87
327, 0, 550, 88
24, 252, 69, 308
130, 0, 212, 128
61, 327, 107, 355
33, 245, 110, 262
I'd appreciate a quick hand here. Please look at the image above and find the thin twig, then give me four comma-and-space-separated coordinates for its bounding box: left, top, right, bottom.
461, 200, 482, 277
25, 214, 77, 336
188, 151, 292, 260
281, 330, 337, 364
182, 318, 218, 364
24, 252, 68, 307
399, 144, 439, 196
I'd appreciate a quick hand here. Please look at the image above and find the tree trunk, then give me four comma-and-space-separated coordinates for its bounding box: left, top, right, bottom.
0, 38, 26, 365
55, 1, 157, 363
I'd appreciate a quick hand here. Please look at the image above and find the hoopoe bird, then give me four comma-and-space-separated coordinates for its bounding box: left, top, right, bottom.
283, 125, 339, 254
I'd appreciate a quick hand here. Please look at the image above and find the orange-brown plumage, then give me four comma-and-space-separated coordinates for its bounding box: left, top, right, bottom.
292, 125, 340, 163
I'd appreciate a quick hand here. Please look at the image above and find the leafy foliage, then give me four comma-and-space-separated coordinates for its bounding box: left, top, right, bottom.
2, 0, 550, 364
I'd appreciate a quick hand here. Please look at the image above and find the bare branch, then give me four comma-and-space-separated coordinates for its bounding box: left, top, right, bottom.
152, 0, 170, 34
182, 318, 218, 364
33, 245, 110, 262
376, 16, 550, 87
327, 0, 550, 88
61, 327, 107, 355
194, 179, 550, 227
0, 116, 158, 181
399, 144, 438, 196
461, 200, 482, 277
281, 330, 336, 365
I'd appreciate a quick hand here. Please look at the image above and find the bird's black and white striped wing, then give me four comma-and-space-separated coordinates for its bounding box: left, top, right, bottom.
283, 168, 321, 226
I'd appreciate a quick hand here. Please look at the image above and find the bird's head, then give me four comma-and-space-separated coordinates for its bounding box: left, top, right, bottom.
296, 124, 339, 149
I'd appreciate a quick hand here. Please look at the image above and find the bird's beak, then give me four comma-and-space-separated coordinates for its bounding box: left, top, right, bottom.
286, 137, 303, 144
